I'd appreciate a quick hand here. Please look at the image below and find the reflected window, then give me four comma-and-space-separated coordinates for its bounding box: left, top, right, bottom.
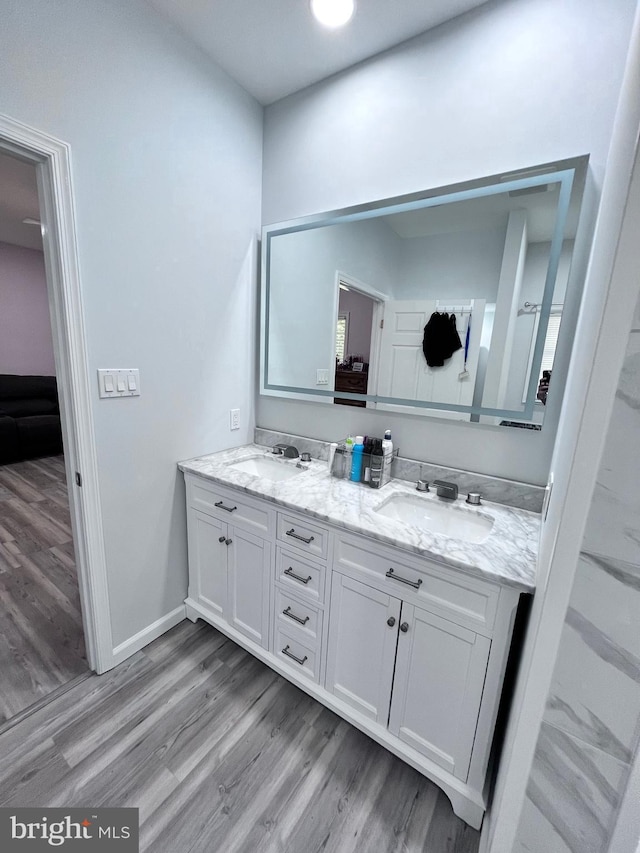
336, 312, 349, 362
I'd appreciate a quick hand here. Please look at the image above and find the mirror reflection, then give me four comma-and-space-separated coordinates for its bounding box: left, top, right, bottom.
262, 157, 587, 426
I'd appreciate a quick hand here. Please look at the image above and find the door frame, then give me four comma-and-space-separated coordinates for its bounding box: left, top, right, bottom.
0, 113, 112, 673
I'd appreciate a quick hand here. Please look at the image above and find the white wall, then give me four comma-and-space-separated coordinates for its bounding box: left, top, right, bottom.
396, 224, 506, 302
260, 0, 637, 485
0, 0, 263, 647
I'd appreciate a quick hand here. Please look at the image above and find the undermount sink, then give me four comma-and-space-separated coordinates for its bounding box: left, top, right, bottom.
374, 493, 494, 544
228, 455, 305, 482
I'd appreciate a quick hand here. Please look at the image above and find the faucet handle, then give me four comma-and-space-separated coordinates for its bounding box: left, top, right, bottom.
416, 479, 429, 492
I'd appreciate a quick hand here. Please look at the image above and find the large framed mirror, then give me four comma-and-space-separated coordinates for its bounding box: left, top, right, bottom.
260, 156, 588, 426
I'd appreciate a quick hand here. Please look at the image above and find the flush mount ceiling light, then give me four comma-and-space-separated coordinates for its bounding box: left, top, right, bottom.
310, 0, 355, 28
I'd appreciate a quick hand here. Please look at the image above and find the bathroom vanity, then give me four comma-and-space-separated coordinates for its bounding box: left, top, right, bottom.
178, 444, 538, 829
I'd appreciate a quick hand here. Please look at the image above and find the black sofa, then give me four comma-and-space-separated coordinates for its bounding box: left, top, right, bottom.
0, 374, 63, 465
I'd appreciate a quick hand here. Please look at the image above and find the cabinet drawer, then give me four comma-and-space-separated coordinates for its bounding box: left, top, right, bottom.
274, 627, 319, 682
188, 478, 274, 537
276, 548, 326, 604
275, 587, 322, 644
277, 513, 328, 561
334, 533, 499, 634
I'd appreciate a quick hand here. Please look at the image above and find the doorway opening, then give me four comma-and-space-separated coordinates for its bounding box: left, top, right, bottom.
0, 149, 89, 721
332, 272, 385, 408
0, 113, 112, 725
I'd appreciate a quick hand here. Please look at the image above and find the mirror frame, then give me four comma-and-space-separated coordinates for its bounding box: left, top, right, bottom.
260, 156, 588, 421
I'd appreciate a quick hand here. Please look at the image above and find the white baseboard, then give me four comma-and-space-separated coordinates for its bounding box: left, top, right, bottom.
110, 605, 187, 667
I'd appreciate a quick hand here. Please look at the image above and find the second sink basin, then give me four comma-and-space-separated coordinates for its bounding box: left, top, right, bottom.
374, 493, 494, 544
228, 454, 305, 482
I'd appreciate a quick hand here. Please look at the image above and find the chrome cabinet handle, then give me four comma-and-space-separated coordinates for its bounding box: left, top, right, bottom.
387, 616, 396, 627
283, 606, 310, 625
215, 501, 237, 513
282, 645, 308, 666
385, 568, 423, 590
400, 622, 409, 633
286, 528, 315, 544
284, 567, 312, 585
218, 535, 226, 543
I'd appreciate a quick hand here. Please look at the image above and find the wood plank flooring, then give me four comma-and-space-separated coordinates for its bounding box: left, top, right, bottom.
0, 455, 88, 722
0, 619, 480, 852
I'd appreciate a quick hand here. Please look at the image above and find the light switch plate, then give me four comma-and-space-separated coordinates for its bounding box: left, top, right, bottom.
98, 369, 140, 398
316, 368, 329, 385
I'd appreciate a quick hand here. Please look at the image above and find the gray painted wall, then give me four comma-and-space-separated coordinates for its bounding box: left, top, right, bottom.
260, 0, 637, 485
0, 0, 263, 646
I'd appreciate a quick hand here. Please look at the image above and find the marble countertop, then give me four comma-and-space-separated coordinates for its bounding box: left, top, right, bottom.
179, 444, 538, 592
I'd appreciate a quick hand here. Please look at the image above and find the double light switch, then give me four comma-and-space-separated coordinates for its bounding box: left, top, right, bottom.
98, 369, 140, 398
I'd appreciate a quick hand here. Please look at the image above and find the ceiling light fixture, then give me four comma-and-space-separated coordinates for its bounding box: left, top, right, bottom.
310, 0, 355, 29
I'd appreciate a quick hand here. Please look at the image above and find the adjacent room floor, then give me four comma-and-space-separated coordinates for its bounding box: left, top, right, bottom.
0, 618, 480, 852
0, 455, 88, 722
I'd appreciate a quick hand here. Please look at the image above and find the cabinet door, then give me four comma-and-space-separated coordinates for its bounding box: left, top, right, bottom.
227, 525, 272, 649
325, 573, 400, 725
388, 603, 491, 781
188, 509, 227, 619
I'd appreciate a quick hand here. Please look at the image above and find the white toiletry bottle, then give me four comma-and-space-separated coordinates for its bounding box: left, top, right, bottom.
382, 429, 393, 459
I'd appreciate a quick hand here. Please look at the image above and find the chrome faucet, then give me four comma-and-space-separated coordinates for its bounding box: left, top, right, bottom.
272, 443, 299, 459
433, 480, 458, 500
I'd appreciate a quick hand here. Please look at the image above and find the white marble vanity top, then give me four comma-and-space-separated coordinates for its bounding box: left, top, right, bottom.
179, 444, 538, 592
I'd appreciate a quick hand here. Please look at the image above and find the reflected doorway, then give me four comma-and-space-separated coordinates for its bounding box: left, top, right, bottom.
333, 274, 385, 407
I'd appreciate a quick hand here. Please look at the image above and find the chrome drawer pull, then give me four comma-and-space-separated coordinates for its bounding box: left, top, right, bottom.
286, 528, 315, 544
284, 567, 312, 585
282, 645, 308, 666
386, 568, 423, 590
215, 501, 237, 513
283, 606, 310, 626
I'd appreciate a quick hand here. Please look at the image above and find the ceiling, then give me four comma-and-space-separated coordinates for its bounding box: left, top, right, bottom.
144, 0, 492, 105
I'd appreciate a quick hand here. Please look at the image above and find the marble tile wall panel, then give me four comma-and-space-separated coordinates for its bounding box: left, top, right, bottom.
514, 723, 628, 853
514, 722, 630, 853
514, 294, 640, 852
582, 293, 640, 564
544, 551, 640, 761
254, 428, 544, 512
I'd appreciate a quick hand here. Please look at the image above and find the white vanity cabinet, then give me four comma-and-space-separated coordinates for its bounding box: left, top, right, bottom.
183, 472, 524, 829
185, 477, 274, 649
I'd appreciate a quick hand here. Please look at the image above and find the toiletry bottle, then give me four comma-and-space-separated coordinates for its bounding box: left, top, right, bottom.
350, 436, 364, 482
369, 438, 384, 488
343, 436, 354, 479
382, 429, 393, 457
363, 437, 372, 483
328, 442, 337, 473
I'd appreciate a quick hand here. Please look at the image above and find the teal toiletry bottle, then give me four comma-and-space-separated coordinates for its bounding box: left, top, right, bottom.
350, 435, 364, 482
343, 436, 354, 479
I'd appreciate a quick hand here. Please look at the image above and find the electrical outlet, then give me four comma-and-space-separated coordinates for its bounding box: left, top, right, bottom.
230, 408, 240, 430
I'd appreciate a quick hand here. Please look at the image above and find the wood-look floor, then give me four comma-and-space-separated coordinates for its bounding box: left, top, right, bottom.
0, 619, 480, 852
0, 455, 88, 722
